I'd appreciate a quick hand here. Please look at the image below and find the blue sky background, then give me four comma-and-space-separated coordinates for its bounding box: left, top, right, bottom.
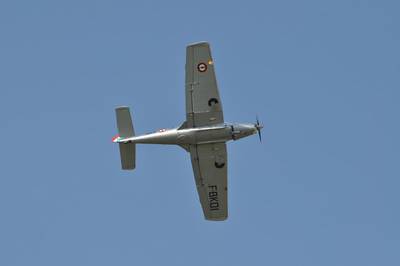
1, 1, 399, 265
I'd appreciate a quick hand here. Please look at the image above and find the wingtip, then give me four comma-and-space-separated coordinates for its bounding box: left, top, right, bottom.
204, 214, 228, 221
115, 106, 129, 111
187, 41, 210, 48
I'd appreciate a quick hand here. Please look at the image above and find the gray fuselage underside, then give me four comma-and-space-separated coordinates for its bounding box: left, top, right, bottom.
119, 123, 257, 145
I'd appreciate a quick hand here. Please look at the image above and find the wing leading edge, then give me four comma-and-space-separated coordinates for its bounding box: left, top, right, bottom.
185, 42, 224, 128
189, 142, 228, 220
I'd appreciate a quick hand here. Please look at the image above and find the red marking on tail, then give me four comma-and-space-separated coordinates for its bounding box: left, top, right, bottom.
111, 134, 120, 142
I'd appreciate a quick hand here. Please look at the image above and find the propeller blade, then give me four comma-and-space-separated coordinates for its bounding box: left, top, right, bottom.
255, 115, 262, 143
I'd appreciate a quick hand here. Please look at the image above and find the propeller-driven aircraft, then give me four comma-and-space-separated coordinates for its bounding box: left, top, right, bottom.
113, 42, 262, 221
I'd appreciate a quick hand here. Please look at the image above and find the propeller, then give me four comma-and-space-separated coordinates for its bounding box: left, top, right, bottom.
255, 116, 263, 142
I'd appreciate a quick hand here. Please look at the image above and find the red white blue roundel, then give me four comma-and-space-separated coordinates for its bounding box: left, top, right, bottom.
197, 62, 207, 72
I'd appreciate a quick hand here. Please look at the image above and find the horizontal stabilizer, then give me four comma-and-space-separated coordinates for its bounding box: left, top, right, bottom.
119, 143, 136, 170
116, 106, 134, 138
115, 106, 136, 170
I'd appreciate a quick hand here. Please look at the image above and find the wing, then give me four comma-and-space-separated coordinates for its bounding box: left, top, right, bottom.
189, 142, 228, 220
185, 42, 224, 128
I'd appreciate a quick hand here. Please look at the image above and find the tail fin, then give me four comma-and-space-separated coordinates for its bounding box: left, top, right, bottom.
115, 106, 136, 170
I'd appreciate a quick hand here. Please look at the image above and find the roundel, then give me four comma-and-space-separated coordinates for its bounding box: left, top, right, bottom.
197, 62, 207, 72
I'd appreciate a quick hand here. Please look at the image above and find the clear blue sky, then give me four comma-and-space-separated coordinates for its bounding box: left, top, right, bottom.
1, 1, 399, 265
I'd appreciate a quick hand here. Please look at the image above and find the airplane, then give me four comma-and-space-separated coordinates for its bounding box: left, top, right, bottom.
112, 42, 263, 221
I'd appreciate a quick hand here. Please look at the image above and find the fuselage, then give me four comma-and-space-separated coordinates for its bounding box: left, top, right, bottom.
115, 123, 259, 145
